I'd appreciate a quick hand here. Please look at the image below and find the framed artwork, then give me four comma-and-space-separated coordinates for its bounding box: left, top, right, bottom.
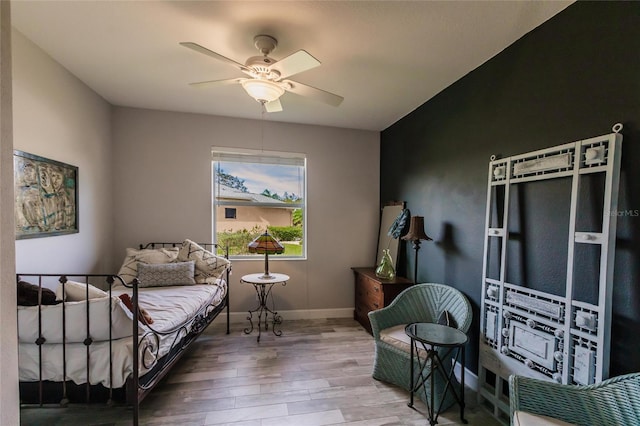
14, 150, 78, 239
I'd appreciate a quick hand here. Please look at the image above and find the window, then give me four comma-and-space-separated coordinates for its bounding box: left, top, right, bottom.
212, 148, 306, 259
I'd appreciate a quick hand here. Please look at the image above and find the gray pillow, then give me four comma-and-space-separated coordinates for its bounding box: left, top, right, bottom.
136, 261, 196, 287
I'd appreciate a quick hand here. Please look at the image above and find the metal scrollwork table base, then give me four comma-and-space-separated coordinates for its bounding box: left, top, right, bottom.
240, 272, 289, 342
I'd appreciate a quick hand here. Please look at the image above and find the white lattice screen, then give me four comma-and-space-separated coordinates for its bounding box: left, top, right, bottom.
478, 128, 623, 421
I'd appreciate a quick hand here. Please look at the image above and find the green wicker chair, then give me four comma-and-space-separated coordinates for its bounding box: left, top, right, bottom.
368, 283, 472, 410
509, 373, 640, 426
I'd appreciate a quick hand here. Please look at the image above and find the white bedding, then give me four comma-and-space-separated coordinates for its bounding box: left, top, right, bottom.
18, 281, 226, 388
18, 296, 135, 344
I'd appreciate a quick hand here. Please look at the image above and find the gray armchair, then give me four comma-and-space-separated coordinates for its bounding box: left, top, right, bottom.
368, 283, 472, 410
509, 373, 640, 426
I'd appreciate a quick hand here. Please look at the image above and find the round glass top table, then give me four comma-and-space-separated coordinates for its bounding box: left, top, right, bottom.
240, 273, 289, 342
405, 322, 469, 426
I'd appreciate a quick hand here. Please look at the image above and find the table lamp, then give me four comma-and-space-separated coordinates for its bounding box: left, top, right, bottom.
401, 216, 432, 283
248, 231, 285, 279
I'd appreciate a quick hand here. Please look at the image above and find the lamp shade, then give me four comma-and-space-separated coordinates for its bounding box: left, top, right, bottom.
248, 231, 284, 279
241, 79, 285, 103
401, 216, 432, 242
248, 231, 284, 254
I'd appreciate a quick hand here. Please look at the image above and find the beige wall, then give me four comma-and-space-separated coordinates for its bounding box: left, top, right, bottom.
0, 2, 18, 423
12, 30, 113, 275
112, 107, 380, 313
216, 205, 293, 233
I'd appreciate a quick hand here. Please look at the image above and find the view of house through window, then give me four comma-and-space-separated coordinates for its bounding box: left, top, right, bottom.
212, 148, 306, 258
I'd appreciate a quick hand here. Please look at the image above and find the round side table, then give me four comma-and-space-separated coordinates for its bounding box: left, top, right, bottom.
405, 322, 468, 426
240, 273, 289, 342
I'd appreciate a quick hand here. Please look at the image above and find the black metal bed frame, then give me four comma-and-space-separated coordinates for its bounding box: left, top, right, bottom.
18, 242, 230, 426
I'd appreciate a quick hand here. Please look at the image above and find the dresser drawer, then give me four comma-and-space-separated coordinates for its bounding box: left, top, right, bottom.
356, 274, 383, 303
360, 292, 382, 311
355, 299, 384, 312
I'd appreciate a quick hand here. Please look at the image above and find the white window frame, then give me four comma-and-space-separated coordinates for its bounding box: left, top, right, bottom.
211, 147, 307, 260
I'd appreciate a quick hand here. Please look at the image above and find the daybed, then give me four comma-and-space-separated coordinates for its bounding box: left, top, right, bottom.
17, 240, 231, 426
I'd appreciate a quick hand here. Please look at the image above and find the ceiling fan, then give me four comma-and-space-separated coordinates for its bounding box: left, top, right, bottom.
180, 35, 344, 112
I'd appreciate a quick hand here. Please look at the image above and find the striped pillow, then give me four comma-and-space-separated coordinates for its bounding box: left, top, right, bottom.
177, 239, 230, 283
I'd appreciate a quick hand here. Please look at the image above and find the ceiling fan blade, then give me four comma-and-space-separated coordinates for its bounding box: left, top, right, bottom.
264, 98, 283, 113
180, 42, 247, 71
270, 50, 320, 79
283, 80, 344, 107
188, 78, 242, 89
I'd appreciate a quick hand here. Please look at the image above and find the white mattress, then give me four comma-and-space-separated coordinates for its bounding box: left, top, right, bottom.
18, 281, 226, 388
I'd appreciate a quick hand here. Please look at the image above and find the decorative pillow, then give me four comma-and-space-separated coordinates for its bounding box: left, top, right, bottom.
137, 261, 196, 287
17, 280, 59, 306
55, 280, 108, 302
437, 310, 457, 328
18, 296, 134, 343
117, 247, 180, 284
118, 293, 154, 324
177, 239, 230, 283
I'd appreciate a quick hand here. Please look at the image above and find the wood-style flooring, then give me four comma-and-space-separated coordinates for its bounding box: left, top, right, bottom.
20, 318, 502, 426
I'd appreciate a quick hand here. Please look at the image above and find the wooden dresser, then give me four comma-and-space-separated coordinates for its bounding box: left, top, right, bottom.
352, 267, 413, 334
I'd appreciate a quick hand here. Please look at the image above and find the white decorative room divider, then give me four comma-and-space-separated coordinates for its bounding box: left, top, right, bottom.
478, 125, 623, 421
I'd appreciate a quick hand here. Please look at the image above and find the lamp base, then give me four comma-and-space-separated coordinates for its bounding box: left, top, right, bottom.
258, 273, 275, 280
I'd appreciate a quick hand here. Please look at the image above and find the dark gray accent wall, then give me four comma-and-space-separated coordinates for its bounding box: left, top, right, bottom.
381, 1, 640, 375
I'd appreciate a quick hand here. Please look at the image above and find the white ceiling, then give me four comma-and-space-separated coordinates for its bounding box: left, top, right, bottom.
11, 1, 573, 131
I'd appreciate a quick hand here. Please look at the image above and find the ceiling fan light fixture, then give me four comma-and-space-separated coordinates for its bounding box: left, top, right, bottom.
182, 36, 343, 111
241, 79, 285, 103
